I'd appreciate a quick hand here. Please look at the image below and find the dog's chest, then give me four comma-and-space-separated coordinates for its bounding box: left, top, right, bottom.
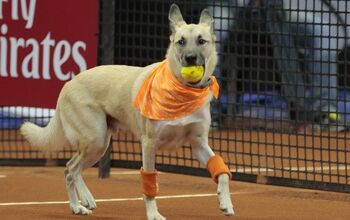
152, 104, 210, 151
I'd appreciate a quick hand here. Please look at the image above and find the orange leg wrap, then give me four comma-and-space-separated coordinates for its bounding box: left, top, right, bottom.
140, 167, 158, 197
207, 155, 232, 183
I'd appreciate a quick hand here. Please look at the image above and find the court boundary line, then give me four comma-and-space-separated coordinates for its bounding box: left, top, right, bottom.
109, 166, 349, 175
0, 191, 250, 206
233, 165, 350, 173
110, 171, 163, 175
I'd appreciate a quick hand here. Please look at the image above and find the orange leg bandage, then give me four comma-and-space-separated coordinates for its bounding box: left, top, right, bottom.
140, 167, 159, 197
207, 155, 232, 183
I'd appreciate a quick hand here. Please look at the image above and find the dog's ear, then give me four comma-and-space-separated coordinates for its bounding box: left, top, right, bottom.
199, 9, 214, 33
168, 4, 186, 35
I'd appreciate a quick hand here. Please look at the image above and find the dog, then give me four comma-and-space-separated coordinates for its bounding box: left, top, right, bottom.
20, 4, 234, 219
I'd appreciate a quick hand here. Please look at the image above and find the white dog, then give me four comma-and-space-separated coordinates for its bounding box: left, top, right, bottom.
20, 4, 234, 219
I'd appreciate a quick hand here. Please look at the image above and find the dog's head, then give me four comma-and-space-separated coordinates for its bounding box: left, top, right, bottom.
166, 4, 218, 87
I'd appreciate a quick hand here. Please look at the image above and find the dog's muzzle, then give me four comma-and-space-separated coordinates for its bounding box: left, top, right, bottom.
182, 53, 205, 67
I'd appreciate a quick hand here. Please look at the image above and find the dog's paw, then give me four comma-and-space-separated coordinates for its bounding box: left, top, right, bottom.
147, 212, 166, 220
81, 200, 97, 210
70, 204, 93, 215
217, 174, 235, 216
219, 201, 234, 216
218, 191, 235, 216
81, 198, 97, 210
144, 195, 166, 220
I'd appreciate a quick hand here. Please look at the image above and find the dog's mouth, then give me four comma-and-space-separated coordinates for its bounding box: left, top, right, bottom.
185, 64, 214, 89
181, 64, 206, 86
189, 64, 205, 86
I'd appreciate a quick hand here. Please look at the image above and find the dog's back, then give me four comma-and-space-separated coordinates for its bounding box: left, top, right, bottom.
20, 63, 152, 151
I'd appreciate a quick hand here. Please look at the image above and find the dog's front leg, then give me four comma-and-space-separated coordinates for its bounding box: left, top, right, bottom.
217, 173, 234, 215
141, 135, 166, 220
192, 136, 235, 216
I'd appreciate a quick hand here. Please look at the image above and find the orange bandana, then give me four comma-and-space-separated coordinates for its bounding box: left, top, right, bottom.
133, 59, 219, 120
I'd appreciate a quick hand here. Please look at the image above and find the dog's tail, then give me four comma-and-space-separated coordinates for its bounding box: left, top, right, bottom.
20, 110, 65, 152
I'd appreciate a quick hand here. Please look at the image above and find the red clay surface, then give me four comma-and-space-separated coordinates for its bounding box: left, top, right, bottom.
0, 166, 350, 220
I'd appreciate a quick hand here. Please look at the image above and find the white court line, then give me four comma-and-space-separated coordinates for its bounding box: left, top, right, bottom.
110, 171, 163, 175
288, 165, 350, 172
0, 191, 249, 207
112, 166, 349, 176
233, 165, 350, 173
0, 175, 7, 178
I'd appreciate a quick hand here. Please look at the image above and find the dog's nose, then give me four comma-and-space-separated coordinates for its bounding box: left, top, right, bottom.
185, 54, 197, 66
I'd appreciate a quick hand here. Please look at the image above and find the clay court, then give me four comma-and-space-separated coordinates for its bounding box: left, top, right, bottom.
1, 1, 350, 219
1, 128, 350, 219
0, 166, 350, 220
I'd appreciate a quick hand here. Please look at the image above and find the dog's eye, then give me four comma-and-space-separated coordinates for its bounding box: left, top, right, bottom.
198, 38, 207, 45
177, 38, 185, 46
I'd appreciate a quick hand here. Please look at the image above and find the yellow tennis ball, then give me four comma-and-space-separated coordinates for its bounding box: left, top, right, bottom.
181, 66, 204, 83
329, 112, 339, 121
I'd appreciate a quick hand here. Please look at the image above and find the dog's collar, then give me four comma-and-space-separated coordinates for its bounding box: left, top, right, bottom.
187, 78, 213, 89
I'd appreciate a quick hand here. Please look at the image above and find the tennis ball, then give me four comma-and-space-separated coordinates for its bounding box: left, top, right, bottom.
329, 112, 339, 121
181, 66, 204, 83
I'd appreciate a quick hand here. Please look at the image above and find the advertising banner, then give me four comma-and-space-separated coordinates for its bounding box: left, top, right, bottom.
0, 0, 99, 108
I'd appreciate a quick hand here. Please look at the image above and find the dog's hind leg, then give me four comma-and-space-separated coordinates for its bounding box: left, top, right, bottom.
191, 135, 235, 216
64, 134, 107, 215
141, 134, 166, 220
65, 150, 92, 215
58, 92, 109, 214
76, 132, 112, 210
74, 173, 96, 210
